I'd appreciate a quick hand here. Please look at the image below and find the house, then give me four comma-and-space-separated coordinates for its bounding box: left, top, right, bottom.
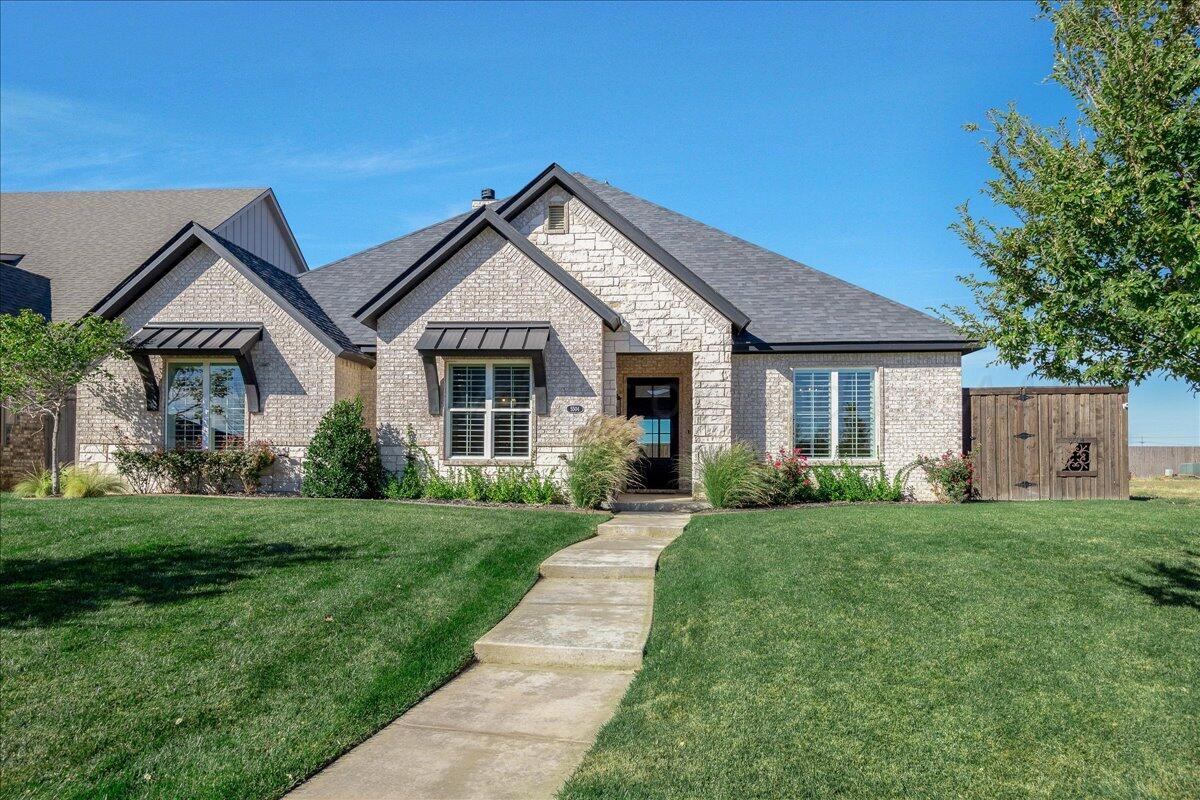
2, 165, 977, 499
0, 188, 305, 486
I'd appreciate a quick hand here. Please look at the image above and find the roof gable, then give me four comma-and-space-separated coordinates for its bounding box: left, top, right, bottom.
90, 223, 367, 362
353, 206, 622, 331
494, 164, 751, 331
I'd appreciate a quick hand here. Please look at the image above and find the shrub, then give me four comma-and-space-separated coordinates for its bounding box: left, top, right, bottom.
763, 448, 818, 505
160, 449, 206, 494
464, 467, 492, 502
487, 467, 527, 504
13, 467, 53, 498
566, 414, 644, 509
700, 443, 771, 508
235, 441, 276, 493
201, 450, 241, 494
112, 446, 158, 494
423, 469, 468, 500
519, 469, 562, 505
385, 425, 425, 500
301, 397, 383, 499
62, 465, 125, 498
918, 450, 975, 503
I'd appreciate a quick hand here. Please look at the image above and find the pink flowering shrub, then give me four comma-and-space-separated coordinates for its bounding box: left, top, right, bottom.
917, 450, 975, 503
763, 447, 818, 505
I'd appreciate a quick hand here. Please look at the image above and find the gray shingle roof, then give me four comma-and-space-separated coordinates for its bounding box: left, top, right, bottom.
212, 233, 360, 355
303, 172, 967, 350
571, 175, 967, 348
0, 261, 52, 318
0, 188, 265, 321
299, 213, 470, 346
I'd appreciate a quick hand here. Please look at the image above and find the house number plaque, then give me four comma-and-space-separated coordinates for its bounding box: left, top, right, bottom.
567, 405, 584, 413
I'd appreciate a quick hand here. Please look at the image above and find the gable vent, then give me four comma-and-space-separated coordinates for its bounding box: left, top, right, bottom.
546, 203, 567, 233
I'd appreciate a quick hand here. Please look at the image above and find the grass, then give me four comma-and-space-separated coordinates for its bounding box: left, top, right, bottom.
1132, 475, 1200, 501
0, 494, 601, 800
561, 499, 1200, 800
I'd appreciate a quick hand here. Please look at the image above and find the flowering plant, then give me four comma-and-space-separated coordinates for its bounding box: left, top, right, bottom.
917, 450, 974, 503
763, 447, 817, 505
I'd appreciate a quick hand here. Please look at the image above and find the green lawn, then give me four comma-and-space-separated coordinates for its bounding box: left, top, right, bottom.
561, 500, 1200, 800
0, 495, 601, 800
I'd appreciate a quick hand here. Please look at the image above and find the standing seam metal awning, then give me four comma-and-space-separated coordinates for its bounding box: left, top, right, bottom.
415, 322, 552, 415
128, 323, 264, 412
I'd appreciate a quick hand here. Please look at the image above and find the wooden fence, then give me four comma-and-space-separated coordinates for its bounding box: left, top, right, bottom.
964, 387, 1129, 500
1129, 446, 1200, 477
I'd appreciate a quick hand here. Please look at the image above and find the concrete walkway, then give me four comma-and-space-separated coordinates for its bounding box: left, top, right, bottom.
289, 511, 689, 800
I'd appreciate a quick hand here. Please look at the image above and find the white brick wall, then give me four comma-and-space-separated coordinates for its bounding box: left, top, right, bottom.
731, 351, 963, 500
374, 228, 604, 478
74, 244, 369, 492
510, 190, 733, 486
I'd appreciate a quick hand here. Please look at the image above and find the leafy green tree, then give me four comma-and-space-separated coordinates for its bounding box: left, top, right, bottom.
0, 311, 130, 494
301, 397, 382, 498
945, 0, 1200, 390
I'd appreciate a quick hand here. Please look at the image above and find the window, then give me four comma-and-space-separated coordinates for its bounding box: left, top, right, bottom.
446, 362, 532, 459
792, 369, 876, 459
546, 203, 568, 233
165, 361, 247, 450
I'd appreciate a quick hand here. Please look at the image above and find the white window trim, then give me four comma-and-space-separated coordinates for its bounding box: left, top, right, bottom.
791, 367, 882, 463
162, 357, 247, 451
443, 358, 534, 463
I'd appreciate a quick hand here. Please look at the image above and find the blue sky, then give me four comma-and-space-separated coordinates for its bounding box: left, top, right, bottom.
1, 0, 1194, 445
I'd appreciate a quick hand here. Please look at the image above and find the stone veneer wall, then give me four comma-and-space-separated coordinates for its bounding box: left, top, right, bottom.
74, 244, 350, 492
615, 353, 693, 491
732, 351, 962, 501
374, 228, 604, 476
0, 408, 45, 488
510, 189, 732, 487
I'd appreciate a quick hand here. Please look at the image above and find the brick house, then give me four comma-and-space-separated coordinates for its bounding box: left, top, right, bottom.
1, 165, 977, 498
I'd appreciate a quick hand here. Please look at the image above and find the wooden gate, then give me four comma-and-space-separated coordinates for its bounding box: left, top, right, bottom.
964, 387, 1129, 500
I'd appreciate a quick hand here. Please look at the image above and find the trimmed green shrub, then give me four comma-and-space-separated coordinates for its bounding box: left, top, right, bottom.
160, 450, 207, 494
518, 469, 563, 505
566, 415, 644, 509
301, 398, 383, 499
464, 467, 492, 501
700, 443, 770, 508
112, 447, 159, 494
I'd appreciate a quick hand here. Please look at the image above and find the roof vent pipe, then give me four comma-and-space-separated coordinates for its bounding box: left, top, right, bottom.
471, 187, 498, 209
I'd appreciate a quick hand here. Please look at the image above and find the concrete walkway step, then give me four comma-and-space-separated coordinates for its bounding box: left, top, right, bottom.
596, 512, 691, 538
539, 538, 663, 579
474, 601, 650, 669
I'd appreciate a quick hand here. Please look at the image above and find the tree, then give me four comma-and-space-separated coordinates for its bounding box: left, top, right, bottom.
945, 0, 1200, 390
300, 397, 383, 499
0, 310, 130, 494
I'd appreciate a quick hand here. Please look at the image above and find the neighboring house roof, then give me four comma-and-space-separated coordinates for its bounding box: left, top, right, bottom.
354, 205, 623, 331
0, 188, 302, 321
0, 261, 52, 318
91, 223, 367, 363
305, 164, 972, 352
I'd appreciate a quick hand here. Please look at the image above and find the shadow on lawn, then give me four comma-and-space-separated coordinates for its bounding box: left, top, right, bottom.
1115, 550, 1200, 612
1, 540, 350, 628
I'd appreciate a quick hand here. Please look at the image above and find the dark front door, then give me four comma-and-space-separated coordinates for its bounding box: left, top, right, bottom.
626, 378, 679, 490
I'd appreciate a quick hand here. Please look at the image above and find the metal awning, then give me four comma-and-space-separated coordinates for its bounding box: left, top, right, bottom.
128, 323, 264, 412
415, 322, 552, 415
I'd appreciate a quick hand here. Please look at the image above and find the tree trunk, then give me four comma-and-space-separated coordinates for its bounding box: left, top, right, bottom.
50, 411, 60, 496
